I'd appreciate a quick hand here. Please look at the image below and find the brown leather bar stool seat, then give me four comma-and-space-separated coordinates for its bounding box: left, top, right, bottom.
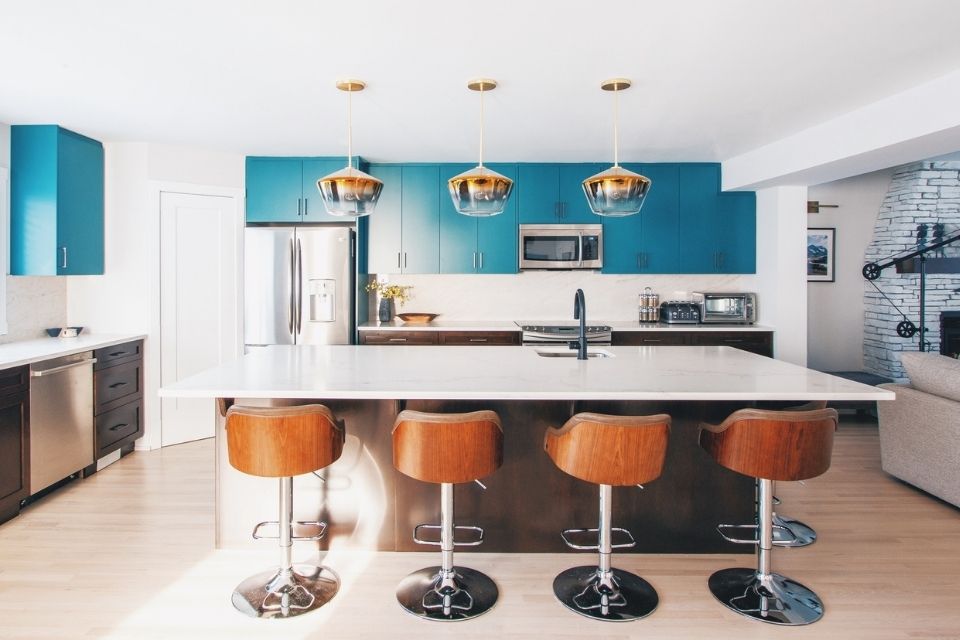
393, 409, 503, 621
225, 404, 345, 619
699, 406, 838, 626
544, 412, 671, 622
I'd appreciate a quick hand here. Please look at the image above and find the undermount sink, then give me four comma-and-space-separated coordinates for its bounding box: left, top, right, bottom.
534, 347, 614, 359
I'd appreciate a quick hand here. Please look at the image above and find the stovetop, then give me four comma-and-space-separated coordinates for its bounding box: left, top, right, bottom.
516, 320, 612, 333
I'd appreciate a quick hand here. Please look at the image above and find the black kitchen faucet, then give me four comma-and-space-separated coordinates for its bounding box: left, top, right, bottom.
572, 288, 588, 360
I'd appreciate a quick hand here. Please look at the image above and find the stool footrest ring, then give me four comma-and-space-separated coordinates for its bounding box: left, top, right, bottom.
252, 520, 329, 542
560, 527, 636, 551
412, 524, 485, 547
716, 523, 798, 546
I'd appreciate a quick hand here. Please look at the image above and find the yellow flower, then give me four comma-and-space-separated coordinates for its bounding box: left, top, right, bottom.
365, 281, 412, 305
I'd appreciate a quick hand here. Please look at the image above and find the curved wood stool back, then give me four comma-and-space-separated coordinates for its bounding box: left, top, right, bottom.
223, 404, 346, 620
544, 412, 671, 622
544, 412, 671, 486
226, 404, 345, 478
392, 409, 504, 622
393, 409, 503, 484
699, 407, 838, 481
698, 405, 839, 626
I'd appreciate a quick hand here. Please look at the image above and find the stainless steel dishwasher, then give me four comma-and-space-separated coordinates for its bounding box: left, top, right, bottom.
29, 351, 96, 494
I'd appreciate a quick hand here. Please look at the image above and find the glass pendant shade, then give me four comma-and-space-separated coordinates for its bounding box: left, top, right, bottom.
448, 165, 514, 217
317, 166, 383, 217
318, 78, 382, 217
582, 165, 651, 217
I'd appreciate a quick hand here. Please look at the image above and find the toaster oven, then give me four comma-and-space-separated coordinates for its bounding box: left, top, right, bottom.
692, 292, 757, 324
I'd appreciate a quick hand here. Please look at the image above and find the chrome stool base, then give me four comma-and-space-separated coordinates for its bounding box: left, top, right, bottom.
231, 564, 339, 619
708, 567, 823, 626
396, 566, 498, 621
553, 565, 658, 622
772, 514, 817, 547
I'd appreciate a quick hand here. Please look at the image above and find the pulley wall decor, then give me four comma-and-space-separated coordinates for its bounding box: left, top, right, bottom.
582, 78, 651, 217
317, 79, 384, 217
447, 79, 514, 217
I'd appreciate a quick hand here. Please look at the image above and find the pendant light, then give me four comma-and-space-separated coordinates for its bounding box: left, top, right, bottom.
582, 78, 651, 217
317, 79, 383, 217
448, 79, 514, 217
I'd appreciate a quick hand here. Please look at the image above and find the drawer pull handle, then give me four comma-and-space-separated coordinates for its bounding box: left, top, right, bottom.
468, 338, 487, 342
108, 351, 128, 357
108, 423, 129, 432
644, 339, 662, 343
723, 339, 744, 343
388, 338, 407, 342
109, 382, 128, 389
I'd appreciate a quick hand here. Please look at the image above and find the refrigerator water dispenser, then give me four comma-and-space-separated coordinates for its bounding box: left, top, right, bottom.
309, 279, 336, 322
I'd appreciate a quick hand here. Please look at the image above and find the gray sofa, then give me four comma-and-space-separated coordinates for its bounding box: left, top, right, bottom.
877, 351, 960, 507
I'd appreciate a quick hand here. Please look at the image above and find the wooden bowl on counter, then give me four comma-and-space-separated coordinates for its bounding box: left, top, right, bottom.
396, 313, 439, 324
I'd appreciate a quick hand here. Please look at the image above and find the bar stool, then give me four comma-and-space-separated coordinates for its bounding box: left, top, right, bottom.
225, 404, 345, 619
699, 406, 838, 625
393, 409, 503, 621
544, 412, 671, 621
772, 401, 828, 547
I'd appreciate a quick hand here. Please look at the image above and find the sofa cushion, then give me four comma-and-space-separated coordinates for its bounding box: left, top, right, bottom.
900, 351, 960, 402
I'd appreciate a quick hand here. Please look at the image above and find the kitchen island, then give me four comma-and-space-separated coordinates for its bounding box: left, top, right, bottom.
161, 344, 893, 553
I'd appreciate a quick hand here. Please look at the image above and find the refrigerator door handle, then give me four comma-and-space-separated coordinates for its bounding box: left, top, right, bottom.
296, 237, 303, 335
288, 236, 296, 336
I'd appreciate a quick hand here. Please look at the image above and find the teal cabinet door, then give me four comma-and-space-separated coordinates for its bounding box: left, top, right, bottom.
401, 165, 440, 274
10, 125, 104, 276
517, 164, 559, 223
439, 164, 477, 273
678, 164, 721, 273
366, 165, 402, 274
636, 163, 680, 273
559, 163, 605, 223
717, 191, 756, 273
476, 163, 518, 273
600, 213, 642, 273
302, 158, 349, 222
246, 157, 302, 222
57, 128, 104, 275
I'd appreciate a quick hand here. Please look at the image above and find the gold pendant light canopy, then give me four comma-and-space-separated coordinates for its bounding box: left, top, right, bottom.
317, 79, 384, 217
582, 78, 651, 217
448, 78, 514, 217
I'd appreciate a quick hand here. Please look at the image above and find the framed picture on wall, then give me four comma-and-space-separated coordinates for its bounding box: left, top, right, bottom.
807, 227, 836, 282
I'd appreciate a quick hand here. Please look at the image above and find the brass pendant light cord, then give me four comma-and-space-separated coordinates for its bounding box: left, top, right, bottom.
613, 86, 620, 168
479, 84, 485, 169
347, 89, 353, 169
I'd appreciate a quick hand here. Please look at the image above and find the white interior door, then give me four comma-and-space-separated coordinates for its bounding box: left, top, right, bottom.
160, 191, 241, 447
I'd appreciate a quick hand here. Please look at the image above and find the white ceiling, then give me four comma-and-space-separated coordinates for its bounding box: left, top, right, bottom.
2, 0, 960, 163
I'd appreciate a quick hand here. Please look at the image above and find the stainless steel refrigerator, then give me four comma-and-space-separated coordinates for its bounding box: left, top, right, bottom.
244, 226, 355, 347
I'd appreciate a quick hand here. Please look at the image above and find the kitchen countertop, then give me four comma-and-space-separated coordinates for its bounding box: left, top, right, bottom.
0, 334, 147, 370
160, 344, 892, 402
359, 320, 773, 332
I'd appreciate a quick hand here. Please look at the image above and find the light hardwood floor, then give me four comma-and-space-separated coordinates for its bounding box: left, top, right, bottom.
1, 419, 958, 639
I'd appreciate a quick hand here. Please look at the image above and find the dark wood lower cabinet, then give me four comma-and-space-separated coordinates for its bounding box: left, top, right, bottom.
360, 330, 521, 345
613, 330, 773, 357
91, 340, 144, 467
0, 367, 30, 524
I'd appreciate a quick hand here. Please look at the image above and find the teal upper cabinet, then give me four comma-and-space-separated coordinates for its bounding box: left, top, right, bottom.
677, 163, 756, 273
11, 125, 104, 275
439, 163, 518, 274
366, 164, 440, 275
602, 164, 680, 274
246, 156, 356, 223
558, 163, 606, 223
518, 163, 606, 224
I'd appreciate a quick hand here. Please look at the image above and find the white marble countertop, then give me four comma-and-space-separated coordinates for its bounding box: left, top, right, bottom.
359, 320, 772, 332
160, 344, 893, 402
0, 334, 147, 370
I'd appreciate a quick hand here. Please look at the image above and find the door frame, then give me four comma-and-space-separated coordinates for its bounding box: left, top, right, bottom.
145, 181, 244, 450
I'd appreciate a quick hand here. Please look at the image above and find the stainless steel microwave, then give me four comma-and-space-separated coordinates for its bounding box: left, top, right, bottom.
519, 224, 603, 270
692, 292, 757, 324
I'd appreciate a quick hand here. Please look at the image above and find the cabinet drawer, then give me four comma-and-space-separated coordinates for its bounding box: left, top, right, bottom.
611, 332, 688, 346
0, 366, 29, 395
94, 340, 143, 370
439, 331, 520, 346
359, 331, 439, 345
96, 399, 141, 455
689, 332, 773, 357
95, 359, 142, 412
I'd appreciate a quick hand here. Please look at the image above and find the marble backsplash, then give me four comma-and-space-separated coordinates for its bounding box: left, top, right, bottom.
0, 275, 68, 344
365, 272, 759, 321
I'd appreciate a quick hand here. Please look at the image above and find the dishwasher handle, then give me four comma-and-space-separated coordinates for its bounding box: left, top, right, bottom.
30, 358, 97, 377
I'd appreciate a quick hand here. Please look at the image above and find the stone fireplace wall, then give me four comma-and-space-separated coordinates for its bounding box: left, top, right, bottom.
864, 161, 960, 379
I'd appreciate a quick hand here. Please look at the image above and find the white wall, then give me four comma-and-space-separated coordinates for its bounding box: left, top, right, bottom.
806, 169, 893, 372
755, 186, 808, 366
369, 272, 758, 321
67, 142, 244, 450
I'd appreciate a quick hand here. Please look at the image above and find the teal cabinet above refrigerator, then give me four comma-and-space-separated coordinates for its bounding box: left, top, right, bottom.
11, 125, 104, 275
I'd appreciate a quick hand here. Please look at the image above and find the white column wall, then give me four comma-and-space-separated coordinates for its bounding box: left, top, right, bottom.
755, 186, 808, 366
